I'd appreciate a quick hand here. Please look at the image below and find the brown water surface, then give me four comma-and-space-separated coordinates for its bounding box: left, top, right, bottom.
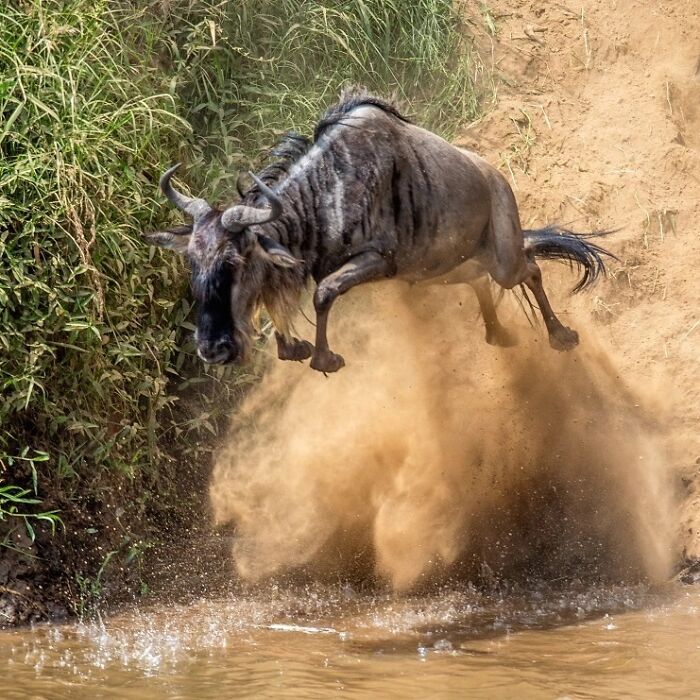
2, 583, 699, 699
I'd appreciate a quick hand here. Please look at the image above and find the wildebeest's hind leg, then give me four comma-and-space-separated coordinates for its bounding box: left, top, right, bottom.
311, 251, 392, 373
474, 167, 579, 351
469, 277, 518, 348
420, 262, 516, 347
486, 250, 579, 352
521, 261, 579, 351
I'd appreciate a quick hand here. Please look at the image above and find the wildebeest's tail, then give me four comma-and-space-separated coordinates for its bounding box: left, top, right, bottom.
523, 225, 617, 293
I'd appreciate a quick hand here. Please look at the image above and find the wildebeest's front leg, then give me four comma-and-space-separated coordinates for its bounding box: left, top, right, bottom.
311, 251, 391, 373
275, 332, 314, 362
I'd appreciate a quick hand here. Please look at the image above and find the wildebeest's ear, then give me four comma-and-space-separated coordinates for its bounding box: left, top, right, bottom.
256, 233, 301, 268
143, 224, 192, 254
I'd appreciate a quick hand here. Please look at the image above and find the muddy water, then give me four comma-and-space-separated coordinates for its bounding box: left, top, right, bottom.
2, 583, 699, 699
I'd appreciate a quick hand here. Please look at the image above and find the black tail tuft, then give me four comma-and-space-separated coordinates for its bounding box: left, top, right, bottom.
523, 225, 617, 293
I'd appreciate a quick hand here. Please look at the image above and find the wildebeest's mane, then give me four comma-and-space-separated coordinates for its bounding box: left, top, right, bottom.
243, 88, 408, 205
313, 87, 411, 142
242, 131, 311, 206
257, 132, 311, 186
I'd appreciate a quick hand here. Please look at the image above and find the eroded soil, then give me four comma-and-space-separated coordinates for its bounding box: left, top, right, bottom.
460, 0, 700, 559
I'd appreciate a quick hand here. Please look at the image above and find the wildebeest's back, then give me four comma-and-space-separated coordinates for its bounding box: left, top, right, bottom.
384, 118, 492, 280
330, 107, 491, 281
278, 105, 492, 282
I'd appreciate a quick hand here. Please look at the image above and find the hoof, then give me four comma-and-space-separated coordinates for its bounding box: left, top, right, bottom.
549, 326, 579, 352
310, 350, 345, 373
486, 325, 518, 348
276, 336, 314, 362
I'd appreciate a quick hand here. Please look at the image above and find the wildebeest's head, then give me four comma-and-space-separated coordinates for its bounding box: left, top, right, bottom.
146, 165, 299, 364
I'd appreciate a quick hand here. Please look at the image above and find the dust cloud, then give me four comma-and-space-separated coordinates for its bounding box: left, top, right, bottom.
210, 281, 675, 591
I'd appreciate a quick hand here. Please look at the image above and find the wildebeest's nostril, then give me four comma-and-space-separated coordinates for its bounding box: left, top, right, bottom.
198, 337, 237, 364
214, 338, 232, 352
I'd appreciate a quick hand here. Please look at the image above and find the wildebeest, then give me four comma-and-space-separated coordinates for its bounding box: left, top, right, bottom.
147, 87, 613, 373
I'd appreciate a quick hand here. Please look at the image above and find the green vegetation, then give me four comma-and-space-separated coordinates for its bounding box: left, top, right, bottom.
0, 483, 61, 550
140, 0, 483, 192
0, 0, 483, 612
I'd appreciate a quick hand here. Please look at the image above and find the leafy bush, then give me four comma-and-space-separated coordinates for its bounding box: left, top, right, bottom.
1, 1, 190, 495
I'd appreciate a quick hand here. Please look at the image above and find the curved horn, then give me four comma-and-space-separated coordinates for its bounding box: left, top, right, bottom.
220, 172, 283, 232
160, 164, 212, 222
249, 173, 283, 221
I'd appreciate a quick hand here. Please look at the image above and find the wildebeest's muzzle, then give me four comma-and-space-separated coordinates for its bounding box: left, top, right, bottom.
196, 335, 238, 364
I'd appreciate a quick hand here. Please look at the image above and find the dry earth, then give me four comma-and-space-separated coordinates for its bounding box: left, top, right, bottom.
459, 0, 700, 561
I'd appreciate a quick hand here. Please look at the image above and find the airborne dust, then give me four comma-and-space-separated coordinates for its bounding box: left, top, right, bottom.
210, 281, 674, 591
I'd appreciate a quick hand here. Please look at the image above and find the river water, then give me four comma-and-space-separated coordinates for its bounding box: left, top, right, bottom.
3, 582, 699, 699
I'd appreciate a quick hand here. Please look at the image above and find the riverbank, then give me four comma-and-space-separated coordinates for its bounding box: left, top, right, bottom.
0, 0, 481, 627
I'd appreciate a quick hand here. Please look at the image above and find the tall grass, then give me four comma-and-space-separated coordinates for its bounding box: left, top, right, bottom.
0, 0, 484, 593
134, 0, 483, 196
0, 0, 223, 516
